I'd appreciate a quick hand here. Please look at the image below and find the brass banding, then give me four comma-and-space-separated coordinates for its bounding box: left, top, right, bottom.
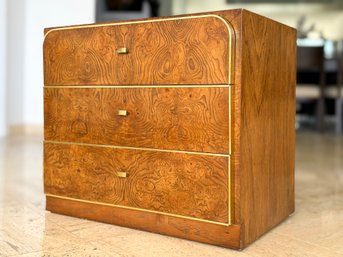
116, 47, 128, 54
117, 110, 128, 116
44, 140, 230, 157
44, 85, 231, 88
228, 86, 232, 224
116, 171, 127, 178
45, 193, 230, 226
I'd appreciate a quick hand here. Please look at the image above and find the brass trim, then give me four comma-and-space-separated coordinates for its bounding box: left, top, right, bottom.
117, 110, 128, 116
229, 86, 232, 154
44, 85, 231, 89
228, 157, 231, 225
116, 171, 127, 178
44, 140, 229, 157
43, 14, 235, 84
228, 86, 232, 224
45, 191, 230, 226
116, 47, 128, 54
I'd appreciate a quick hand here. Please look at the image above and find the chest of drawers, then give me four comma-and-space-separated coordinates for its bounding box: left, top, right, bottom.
43, 9, 296, 249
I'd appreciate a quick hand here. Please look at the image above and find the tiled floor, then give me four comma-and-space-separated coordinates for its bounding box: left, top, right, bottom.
0, 133, 342, 256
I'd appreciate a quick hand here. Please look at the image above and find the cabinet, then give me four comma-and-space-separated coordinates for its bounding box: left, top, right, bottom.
43, 9, 296, 249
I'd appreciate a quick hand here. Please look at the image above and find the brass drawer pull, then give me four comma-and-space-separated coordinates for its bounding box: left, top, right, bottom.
116, 47, 128, 54
117, 110, 128, 116
116, 171, 127, 178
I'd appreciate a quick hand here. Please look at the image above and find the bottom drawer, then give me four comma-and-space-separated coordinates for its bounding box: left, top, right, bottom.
44, 142, 230, 224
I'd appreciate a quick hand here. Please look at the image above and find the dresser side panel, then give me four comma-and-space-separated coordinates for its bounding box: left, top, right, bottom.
240, 10, 296, 247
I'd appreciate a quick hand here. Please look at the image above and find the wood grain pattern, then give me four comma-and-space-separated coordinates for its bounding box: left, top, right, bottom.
46, 196, 241, 249
43, 16, 230, 86
44, 142, 229, 223
239, 10, 296, 247
43, 9, 296, 249
44, 87, 230, 154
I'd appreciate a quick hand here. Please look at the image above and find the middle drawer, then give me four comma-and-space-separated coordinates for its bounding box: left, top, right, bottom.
44, 87, 230, 154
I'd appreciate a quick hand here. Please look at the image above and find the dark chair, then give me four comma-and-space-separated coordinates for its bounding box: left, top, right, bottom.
335, 57, 343, 134
296, 45, 325, 131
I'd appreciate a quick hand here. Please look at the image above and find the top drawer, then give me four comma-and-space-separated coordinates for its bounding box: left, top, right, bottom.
43, 15, 234, 86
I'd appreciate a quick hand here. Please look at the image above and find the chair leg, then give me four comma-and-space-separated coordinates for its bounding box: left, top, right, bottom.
317, 97, 325, 132
336, 98, 343, 134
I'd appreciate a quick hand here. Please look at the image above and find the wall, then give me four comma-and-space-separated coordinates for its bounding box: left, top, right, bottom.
173, 1, 343, 40
6, 0, 96, 134
159, 0, 173, 16
7, 0, 26, 130
0, 0, 7, 137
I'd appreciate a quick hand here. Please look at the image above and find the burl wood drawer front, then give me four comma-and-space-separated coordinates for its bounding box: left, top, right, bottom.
43, 15, 233, 86
44, 142, 230, 224
44, 87, 230, 154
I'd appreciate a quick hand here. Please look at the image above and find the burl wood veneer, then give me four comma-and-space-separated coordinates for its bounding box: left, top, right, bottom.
43, 9, 296, 249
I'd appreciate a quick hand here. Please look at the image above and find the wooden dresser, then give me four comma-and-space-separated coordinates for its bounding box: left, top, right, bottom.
43, 9, 296, 249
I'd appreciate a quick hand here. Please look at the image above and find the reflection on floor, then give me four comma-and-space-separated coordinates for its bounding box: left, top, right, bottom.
0, 133, 342, 257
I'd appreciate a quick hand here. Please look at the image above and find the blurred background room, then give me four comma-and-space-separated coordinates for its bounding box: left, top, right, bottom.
2, 0, 343, 137
0, 0, 342, 256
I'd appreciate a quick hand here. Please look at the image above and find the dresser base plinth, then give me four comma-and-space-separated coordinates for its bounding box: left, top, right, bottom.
46, 195, 242, 249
